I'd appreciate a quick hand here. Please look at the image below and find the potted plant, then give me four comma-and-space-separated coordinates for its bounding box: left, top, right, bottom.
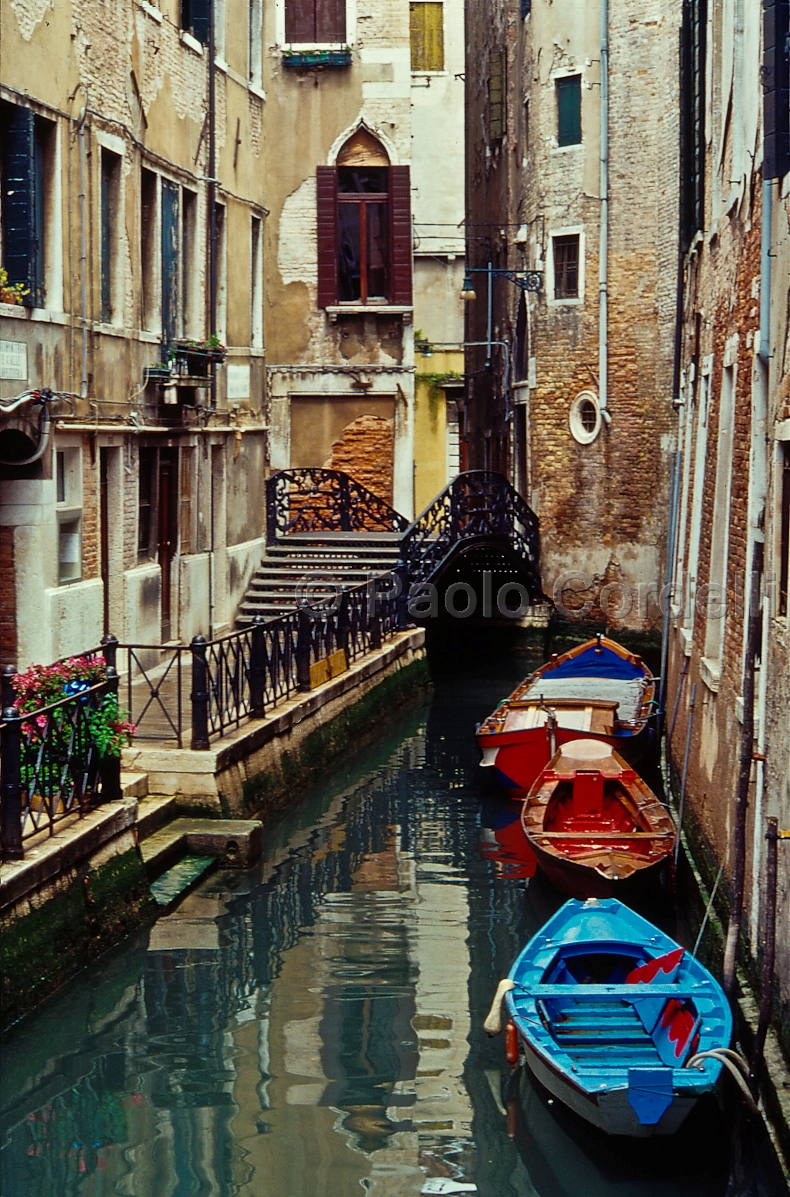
169, 335, 226, 377
0, 267, 29, 306
13, 657, 136, 811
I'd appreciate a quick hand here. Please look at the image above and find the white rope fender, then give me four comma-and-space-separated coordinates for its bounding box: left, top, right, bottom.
483, 978, 516, 1036
686, 1048, 760, 1115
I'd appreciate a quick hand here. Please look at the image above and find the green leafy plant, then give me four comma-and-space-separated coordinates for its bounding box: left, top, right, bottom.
14, 657, 135, 759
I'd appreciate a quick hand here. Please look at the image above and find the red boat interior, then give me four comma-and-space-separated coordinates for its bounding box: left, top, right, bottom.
542, 769, 654, 859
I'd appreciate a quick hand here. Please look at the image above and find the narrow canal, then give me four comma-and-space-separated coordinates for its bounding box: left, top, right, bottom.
1, 630, 787, 1196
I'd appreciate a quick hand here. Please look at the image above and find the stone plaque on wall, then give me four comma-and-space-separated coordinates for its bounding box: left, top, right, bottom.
227, 363, 251, 401
0, 340, 27, 380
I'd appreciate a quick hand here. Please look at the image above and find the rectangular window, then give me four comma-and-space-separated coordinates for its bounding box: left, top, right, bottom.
138, 447, 156, 561
215, 0, 226, 59
764, 0, 790, 180
181, 187, 198, 338
249, 0, 263, 85
141, 167, 160, 333
553, 234, 579, 299
161, 180, 179, 345
556, 74, 582, 146
100, 148, 121, 324
410, 3, 444, 72
251, 213, 263, 347
285, 0, 345, 43
703, 363, 736, 668
488, 51, 505, 144
0, 104, 58, 308
780, 443, 790, 617
181, 0, 210, 42
216, 201, 227, 343
316, 164, 412, 308
680, 0, 706, 245
55, 446, 82, 585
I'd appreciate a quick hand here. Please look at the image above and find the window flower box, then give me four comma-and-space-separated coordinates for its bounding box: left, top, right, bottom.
282, 48, 352, 68
168, 338, 227, 378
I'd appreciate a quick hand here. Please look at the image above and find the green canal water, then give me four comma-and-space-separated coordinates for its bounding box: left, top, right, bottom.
1, 630, 786, 1196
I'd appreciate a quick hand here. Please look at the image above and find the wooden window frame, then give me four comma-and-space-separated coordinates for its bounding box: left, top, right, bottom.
316, 164, 412, 308
552, 234, 580, 300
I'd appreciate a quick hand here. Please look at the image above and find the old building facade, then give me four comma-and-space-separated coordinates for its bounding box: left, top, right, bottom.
666, 0, 790, 1044
465, 0, 679, 626
0, 0, 269, 665
262, 0, 464, 520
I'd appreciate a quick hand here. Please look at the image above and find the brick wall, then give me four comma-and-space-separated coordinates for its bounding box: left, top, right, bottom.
328, 415, 395, 504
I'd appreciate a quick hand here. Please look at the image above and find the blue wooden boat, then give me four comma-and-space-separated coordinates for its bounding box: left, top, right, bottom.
493, 898, 732, 1137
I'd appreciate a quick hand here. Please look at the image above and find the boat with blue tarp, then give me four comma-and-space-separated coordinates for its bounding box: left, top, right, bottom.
476, 636, 656, 799
488, 898, 732, 1137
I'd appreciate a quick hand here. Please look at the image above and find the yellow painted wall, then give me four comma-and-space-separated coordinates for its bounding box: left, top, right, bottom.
413, 349, 463, 514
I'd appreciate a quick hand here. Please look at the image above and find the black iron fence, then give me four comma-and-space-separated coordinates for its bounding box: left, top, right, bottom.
0, 664, 121, 861
0, 576, 408, 859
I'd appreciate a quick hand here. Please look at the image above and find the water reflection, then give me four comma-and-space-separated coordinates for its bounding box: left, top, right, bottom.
1, 633, 787, 1196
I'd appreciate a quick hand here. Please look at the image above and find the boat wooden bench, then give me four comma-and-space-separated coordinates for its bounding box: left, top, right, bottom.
534, 830, 675, 841
525, 983, 696, 999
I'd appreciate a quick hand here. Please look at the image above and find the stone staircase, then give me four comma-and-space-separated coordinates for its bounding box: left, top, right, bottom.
236, 531, 403, 625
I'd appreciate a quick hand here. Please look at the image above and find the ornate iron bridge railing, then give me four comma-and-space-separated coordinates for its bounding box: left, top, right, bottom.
266, 467, 409, 541
399, 470, 543, 598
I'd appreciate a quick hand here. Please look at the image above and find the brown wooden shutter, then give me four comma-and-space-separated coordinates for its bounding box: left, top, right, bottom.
389, 166, 412, 305
316, 0, 346, 41
316, 166, 338, 308
285, 0, 316, 43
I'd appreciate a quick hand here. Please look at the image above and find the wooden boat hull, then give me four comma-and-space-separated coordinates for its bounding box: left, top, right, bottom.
521, 739, 675, 897
503, 899, 732, 1137
477, 637, 656, 800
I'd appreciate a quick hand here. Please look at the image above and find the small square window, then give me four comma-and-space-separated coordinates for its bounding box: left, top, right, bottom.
58, 517, 82, 584
553, 234, 579, 299
556, 74, 582, 146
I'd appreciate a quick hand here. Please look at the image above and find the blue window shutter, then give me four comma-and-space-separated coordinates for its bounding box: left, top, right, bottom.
764, 0, 790, 179
161, 181, 180, 345
1, 106, 37, 306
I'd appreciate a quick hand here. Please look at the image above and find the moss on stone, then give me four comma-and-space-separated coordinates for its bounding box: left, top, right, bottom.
242, 655, 430, 817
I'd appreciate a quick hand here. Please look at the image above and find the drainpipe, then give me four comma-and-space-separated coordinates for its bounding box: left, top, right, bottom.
598, 0, 610, 426
208, 0, 218, 412
486, 261, 493, 368
759, 180, 772, 365
77, 105, 89, 400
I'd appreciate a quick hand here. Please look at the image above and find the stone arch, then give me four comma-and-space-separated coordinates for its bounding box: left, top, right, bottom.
327, 119, 399, 166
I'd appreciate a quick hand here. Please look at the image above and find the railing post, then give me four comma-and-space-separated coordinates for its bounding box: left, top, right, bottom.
266, 474, 278, 545
1, 664, 16, 709
296, 601, 312, 692
190, 634, 211, 750
369, 588, 382, 651
250, 615, 267, 718
395, 560, 409, 631
337, 586, 350, 657
98, 666, 122, 803
100, 632, 118, 671
1, 705, 24, 861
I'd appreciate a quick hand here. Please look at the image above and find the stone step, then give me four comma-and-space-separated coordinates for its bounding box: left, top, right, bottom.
149, 854, 217, 908
135, 794, 178, 840
120, 771, 149, 800
139, 817, 264, 880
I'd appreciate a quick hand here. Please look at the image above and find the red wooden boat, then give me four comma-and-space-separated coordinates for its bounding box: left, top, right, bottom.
520, 739, 675, 898
476, 636, 656, 800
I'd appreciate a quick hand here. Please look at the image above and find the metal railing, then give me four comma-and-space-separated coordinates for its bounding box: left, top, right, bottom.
266, 467, 409, 542
399, 470, 544, 598
0, 665, 121, 861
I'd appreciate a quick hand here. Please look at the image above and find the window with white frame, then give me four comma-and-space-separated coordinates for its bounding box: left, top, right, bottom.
216, 201, 227, 343
702, 356, 736, 677
56, 446, 82, 585
249, 0, 263, 85
779, 441, 790, 618
0, 101, 62, 310
549, 230, 584, 303
100, 147, 122, 324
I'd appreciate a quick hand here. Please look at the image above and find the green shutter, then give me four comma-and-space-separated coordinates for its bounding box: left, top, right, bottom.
557, 75, 582, 146
1, 106, 37, 306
